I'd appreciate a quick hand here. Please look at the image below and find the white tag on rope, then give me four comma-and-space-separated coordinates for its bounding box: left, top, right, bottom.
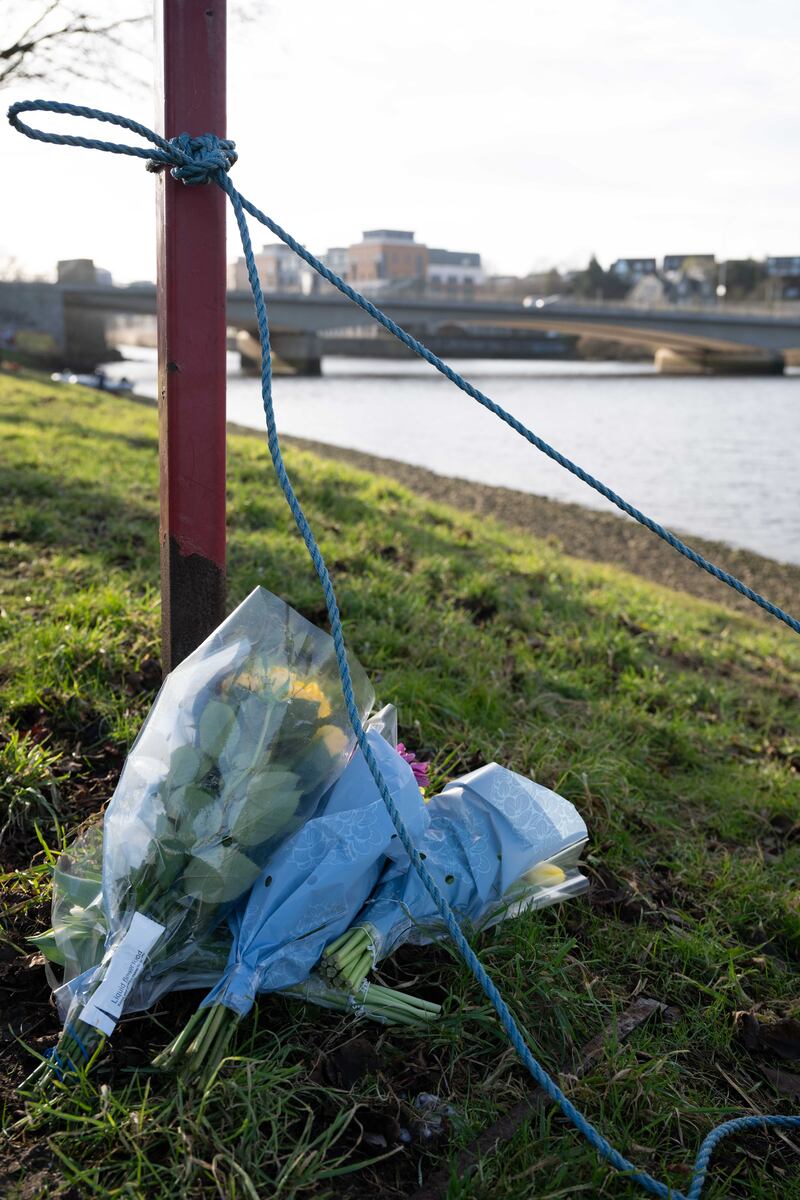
80, 912, 164, 1037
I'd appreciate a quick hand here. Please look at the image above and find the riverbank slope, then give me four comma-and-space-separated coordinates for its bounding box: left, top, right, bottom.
281, 434, 800, 622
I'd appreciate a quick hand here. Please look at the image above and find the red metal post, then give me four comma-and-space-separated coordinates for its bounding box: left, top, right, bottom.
156, 0, 227, 672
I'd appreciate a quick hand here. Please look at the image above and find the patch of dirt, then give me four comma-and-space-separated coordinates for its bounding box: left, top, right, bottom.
2, 700, 126, 872
454, 594, 499, 626
586, 862, 661, 924
0, 1143, 74, 1200
737, 1012, 800, 1062
0, 952, 58, 1125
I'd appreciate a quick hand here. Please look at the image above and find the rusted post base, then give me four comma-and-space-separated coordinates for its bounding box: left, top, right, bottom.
160, 537, 226, 670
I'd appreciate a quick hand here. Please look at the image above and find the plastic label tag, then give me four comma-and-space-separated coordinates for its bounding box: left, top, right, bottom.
81, 912, 164, 1036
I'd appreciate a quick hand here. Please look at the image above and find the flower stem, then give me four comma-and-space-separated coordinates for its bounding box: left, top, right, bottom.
21, 1017, 105, 1092
285, 976, 441, 1026
152, 1005, 208, 1068
321, 925, 375, 991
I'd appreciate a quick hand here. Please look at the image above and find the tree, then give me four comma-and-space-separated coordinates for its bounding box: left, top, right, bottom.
542, 267, 563, 295
2, 2, 259, 93
579, 256, 607, 298
0, 254, 45, 281
723, 259, 769, 302
1, 2, 149, 91
569, 256, 628, 301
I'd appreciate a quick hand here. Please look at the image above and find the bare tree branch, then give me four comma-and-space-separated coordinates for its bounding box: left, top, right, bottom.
1, 2, 149, 90
2, 1, 263, 92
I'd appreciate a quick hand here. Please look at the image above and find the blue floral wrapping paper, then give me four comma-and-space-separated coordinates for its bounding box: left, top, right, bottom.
49, 725, 588, 1027
354, 764, 588, 960
201, 727, 429, 1016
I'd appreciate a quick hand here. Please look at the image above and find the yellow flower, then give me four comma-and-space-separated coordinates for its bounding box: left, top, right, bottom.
314, 724, 349, 757
293, 679, 333, 719
219, 651, 269, 696
267, 666, 292, 693
518, 862, 566, 888
220, 669, 264, 696
267, 668, 333, 718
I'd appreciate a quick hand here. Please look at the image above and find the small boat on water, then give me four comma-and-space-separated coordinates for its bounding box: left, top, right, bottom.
50, 369, 134, 395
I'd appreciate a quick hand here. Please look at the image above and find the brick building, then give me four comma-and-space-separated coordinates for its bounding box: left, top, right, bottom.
347, 230, 428, 287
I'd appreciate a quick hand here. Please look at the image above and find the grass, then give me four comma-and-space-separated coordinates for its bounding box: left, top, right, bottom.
0, 371, 798, 1199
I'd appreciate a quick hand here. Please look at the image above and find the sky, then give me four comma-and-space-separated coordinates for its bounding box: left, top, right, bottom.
3, 0, 800, 283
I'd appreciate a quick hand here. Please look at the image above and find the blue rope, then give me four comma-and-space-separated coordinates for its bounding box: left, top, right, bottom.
44, 1022, 89, 1080
9, 99, 799, 1199
65, 1021, 91, 1064
44, 1047, 68, 1081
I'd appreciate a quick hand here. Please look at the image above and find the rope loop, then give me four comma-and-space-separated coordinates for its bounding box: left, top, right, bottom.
7, 99, 236, 185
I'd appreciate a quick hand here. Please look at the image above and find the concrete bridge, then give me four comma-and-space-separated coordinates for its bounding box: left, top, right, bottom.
3, 278, 800, 374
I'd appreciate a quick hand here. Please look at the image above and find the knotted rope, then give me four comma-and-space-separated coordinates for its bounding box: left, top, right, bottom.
9, 98, 800, 1199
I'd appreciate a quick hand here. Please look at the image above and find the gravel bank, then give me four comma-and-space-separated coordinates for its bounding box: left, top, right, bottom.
282, 435, 800, 625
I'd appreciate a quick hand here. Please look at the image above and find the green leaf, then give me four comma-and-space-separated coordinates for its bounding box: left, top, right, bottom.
233, 694, 286, 750
181, 843, 261, 904
250, 767, 299, 795
229, 791, 299, 846
222, 712, 243, 760
197, 699, 236, 757
164, 781, 215, 821
28, 928, 65, 965
171, 786, 220, 846
166, 744, 209, 788
184, 805, 222, 846
52, 867, 103, 911
229, 768, 303, 846
178, 785, 216, 816
150, 836, 187, 877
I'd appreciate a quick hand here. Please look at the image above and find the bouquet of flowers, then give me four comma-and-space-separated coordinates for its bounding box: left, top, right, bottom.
27, 587, 373, 1085
154, 716, 437, 1077
27, 581, 590, 1089
31, 708, 440, 1077
321, 764, 588, 994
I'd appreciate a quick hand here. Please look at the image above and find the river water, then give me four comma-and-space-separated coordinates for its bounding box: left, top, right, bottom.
103, 349, 800, 566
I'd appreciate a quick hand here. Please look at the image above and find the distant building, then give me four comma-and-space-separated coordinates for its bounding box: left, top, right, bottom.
627, 274, 667, 306
57, 259, 113, 286
629, 259, 714, 306
426, 247, 484, 290
766, 256, 800, 299
227, 243, 303, 293
347, 230, 428, 287
766, 255, 800, 276
663, 254, 715, 273
324, 247, 349, 281
661, 254, 716, 302
610, 258, 657, 281
255, 244, 302, 291
227, 258, 247, 291
228, 232, 486, 295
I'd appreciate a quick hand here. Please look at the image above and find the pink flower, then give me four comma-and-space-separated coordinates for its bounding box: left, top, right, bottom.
396, 742, 431, 791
